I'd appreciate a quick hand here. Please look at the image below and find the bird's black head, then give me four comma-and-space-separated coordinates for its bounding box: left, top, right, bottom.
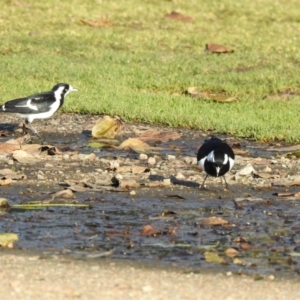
52, 83, 77, 97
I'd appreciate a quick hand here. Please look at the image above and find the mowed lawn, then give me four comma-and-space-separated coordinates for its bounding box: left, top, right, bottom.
0, 0, 300, 141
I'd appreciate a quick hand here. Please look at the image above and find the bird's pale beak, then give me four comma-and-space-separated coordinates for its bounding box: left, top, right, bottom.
69, 85, 78, 92
216, 167, 220, 177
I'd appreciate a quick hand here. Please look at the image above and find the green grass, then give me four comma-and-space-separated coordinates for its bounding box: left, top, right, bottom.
1, 0, 300, 141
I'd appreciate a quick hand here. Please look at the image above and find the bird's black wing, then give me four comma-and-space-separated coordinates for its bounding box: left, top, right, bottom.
197, 137, 234, 160
2, 91, 55, 114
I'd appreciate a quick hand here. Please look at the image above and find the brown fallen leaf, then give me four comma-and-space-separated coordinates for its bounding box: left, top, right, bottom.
167, 226, 178, 236
200, 216, 229, 226
204, 252, 226, 264
52, 189, 75, 199
186, 87, 209, 99
272, 180, 300, 187
234, 237, 248, 243
233, 258, 246, 265
79, 18, 112, 27
141, 225, 158, 236
205, 42, 234, 54
0, 178, 12, 186
92, 115, 123, 139
255, 172, 279, 179
111, 177, 140, 189
0, 143, 20, 154
161, 210, 177, 217
117, 138, 159, 154
5, 134, 30, 145
186, 87, 238, 103
209, 95, 239, 103
0, 169, 26, 180
225, 248, 239, 258
144, 179, 171, 187
138, 130, 181, 142
240, 243, 252, 250
233, 148, 248, 156
0, 198, 9, 211
164, 11, 193, 22
21, 144, 60, 156
0, 233, 18, 248
12, 150, 37, 164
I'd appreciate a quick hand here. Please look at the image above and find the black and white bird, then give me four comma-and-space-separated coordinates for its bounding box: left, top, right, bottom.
0, 83, 77, 135
197, 137, 235, 189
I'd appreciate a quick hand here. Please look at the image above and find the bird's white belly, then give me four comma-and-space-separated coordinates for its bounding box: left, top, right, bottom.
16, 101, 60, 122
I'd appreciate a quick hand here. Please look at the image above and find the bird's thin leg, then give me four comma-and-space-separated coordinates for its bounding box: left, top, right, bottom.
200, 174, 209, 189
223, 176, 229, 190
25, 120, 42, 139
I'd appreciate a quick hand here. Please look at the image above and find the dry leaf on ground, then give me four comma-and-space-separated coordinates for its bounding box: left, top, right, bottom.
225, 248, 239, 258
205, 42, 234, 54
209, 95, 239, 103
117, 138, 158, 154
164, 11, 193, 22
0, 178, 12, 186
204, 252, 226, 264
92, 115, 123, 139
0, 169, 26, 180
141, 225, 158, 236
111, 177, 140, 189
0, 143, 20, 154
272, 180, 300, 187
52, 189, 75, 199
138, 130, 181, 142
0, 233, 18, 248
0, 198, 9, 210
186, 87, 238, 103
79, 18, 112, 27
255, 172, 279, 179
12, 150, 37, 164
21, 144, 60, 156
200, 216, 229, 226
144, 179, 171, 187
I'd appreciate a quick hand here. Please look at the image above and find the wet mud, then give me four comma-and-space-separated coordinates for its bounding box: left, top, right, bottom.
0, 113, 300, 278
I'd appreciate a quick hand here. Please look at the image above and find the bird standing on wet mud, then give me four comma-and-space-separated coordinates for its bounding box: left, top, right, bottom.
197, 137, 235, 189
0, 83, 77, 136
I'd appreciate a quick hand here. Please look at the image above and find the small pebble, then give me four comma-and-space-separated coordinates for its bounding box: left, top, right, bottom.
148, 157, 156, 165
139, 153, 148, 160
263, 166, 272, 173
129, 190, 136, 196
114, 174, 123, 180
167, 155, 176, 161
163, 179, 171, 186
44, 163, 53, 168
110, 161, 119, 168
176, 172, 185, 179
